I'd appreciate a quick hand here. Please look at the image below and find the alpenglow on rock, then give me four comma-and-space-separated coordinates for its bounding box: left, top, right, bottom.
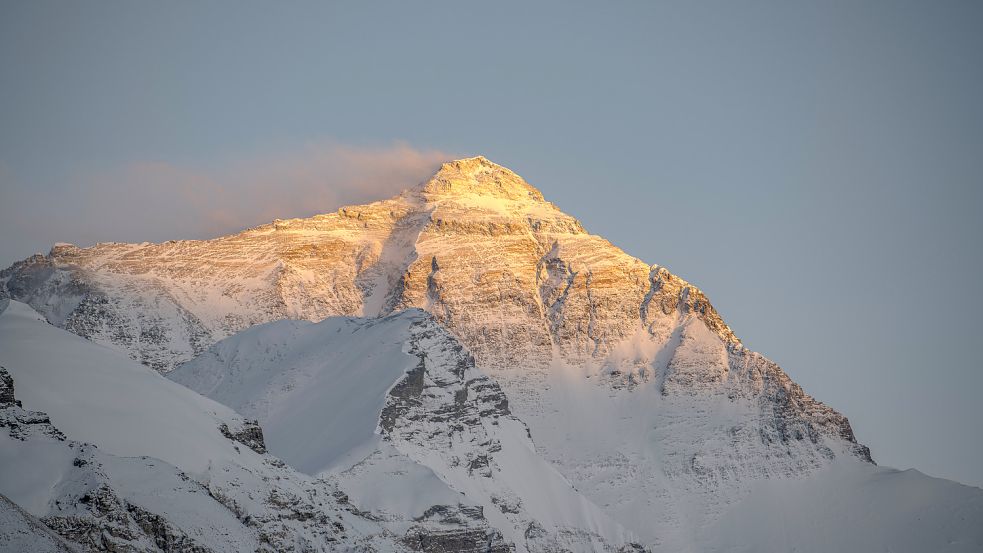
7, 156, 979, 551
2, 157, 728, 372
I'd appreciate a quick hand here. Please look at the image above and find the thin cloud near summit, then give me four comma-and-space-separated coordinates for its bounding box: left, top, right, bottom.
0, 142, 452, 265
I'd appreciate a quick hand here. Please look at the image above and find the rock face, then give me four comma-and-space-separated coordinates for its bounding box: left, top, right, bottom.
0, 364, 16, 406
218, 420, 267, 454
2, 157, 885, 548
0, 364, 65, 442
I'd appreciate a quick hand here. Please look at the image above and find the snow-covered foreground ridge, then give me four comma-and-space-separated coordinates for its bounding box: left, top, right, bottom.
0, 299, 522, 552
0, 156, 981, 551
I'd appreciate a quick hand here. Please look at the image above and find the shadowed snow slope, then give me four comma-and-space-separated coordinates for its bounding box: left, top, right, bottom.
169, 313, 416, 475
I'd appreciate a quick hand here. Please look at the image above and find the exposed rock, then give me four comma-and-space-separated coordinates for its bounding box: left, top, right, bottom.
0, 365, 17, 407
401, 526, 513, 553
0, 366, 65, 441
218, 420, 266, 454
401, 504, 513, 553
42, 483, 216, 553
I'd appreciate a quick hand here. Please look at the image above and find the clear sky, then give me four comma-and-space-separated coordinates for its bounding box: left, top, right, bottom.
1, 1, 981, 487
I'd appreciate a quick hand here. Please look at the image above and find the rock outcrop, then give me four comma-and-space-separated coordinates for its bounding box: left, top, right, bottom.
218, 420, 267, 454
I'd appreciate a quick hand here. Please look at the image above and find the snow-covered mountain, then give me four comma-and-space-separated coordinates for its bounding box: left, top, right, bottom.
2, 156, 982, 551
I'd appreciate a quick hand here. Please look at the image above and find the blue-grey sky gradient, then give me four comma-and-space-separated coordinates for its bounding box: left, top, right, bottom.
2, 1, 981, 487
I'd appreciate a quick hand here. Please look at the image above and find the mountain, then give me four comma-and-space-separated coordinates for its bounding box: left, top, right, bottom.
2, 156, 982, 551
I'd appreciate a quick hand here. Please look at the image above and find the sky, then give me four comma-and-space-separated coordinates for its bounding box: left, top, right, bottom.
1, 1, 981, 487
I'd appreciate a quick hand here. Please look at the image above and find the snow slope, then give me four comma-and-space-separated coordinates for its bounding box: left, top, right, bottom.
525, 346, 983, 552
698, 460, 983, 553
0, 298, 254, 475
169, 315, 416, 475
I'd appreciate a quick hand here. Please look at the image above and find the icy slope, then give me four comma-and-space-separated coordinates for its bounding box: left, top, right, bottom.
171, 309, 639, 553
169, 315, 415, 475
0, 299, 507, 552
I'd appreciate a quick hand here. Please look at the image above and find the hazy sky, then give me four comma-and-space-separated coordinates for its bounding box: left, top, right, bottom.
2, 1, 981, 487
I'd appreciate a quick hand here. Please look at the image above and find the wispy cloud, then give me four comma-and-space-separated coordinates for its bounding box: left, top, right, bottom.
0, 141, 454, 266
87, 141, 453, 237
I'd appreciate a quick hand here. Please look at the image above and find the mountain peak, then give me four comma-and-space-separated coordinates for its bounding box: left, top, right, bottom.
417, 156, 546, 202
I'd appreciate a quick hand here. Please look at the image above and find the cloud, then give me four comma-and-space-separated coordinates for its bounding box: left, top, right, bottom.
0, 142, 454, 266
87, 141, 453, 237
